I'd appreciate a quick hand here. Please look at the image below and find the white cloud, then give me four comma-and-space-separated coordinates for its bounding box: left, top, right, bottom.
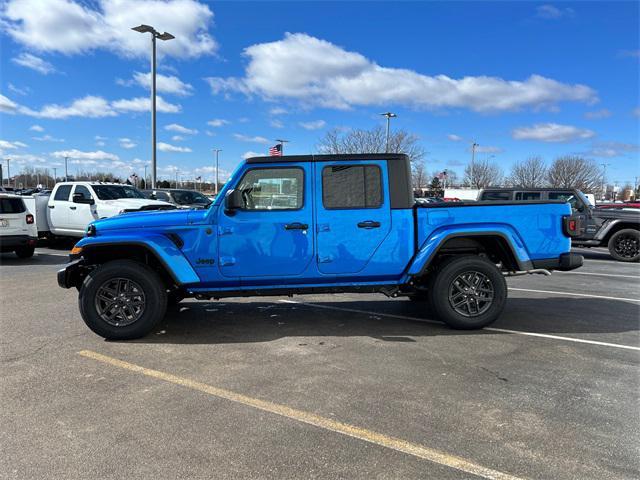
584, 109, 612, 119
12, 52, 56, 74
233, 134, 270, 144
111, 96, 181, 113
474, 145, 503, 154
8, 153, 47, 164
633, 107, 640, 117
206, 33, 597, 112
512, 123, 595, 143
242, 151, 262, 159
118, 71, 193, 96
32, 134, 64, 142
585, 142, 639, 158
119, 138, 137, 149
299, 120, 326, 130
447, 134, 463, 142
2, 0, 217, 59
618, 50, 640, 58
207, 119, 229, 127
52, 149, 119, 161
171, 135, 185, 142
8, 83, 29, 96
27, 95, 117, 118
95, 135, 107, 147
0, 140, 28, 150
193, 165, 232, 181
269, 107, 288, 115
536, 4, 574, 20
0, 94, 20, 113
270, 119, 284, 129
164, 123, 197, 134
157, 142, 191, 153
29, 124, 44, 132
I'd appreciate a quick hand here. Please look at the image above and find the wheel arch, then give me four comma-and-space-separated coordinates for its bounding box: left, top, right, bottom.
600, 221, 640, 244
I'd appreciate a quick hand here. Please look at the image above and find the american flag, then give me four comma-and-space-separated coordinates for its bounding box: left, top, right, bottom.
269, 144, 282, 156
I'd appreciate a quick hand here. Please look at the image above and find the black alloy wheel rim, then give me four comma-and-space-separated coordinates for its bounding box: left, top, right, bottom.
95, 278, 146, 327
614, 234, 639, 259
448, 271, 495, 317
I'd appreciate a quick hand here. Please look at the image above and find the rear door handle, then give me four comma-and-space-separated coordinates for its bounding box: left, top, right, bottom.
70, 206, 76, 210
284, 222, 308, 230
357, 221, 381, 229
48, 205, 55, 209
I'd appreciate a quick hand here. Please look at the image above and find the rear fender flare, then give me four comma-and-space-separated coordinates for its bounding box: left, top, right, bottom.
75, 234, 200, 285
406, 227, 530, 276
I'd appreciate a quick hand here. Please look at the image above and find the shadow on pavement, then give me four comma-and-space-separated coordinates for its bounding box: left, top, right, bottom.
0, 252, 68, 266
572, 248, 615, 262
130, 296, 640, 345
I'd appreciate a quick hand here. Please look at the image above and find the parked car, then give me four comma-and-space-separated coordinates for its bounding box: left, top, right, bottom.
143, 188, 212, 209
0, 194, 37, 258
58, 153, 583, 340
478, 188, 640, 262
46, 182, 176, 238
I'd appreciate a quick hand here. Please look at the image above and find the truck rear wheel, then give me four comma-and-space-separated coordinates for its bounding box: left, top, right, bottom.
607, 229, 640, 262
428, 256, 507, 329
79, 260, 167, 340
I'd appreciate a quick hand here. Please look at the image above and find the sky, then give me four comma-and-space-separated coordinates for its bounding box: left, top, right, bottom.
0, 0, 639, 186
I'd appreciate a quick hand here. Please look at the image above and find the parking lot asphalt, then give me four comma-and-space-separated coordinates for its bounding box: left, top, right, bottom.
1, 247, 639, 480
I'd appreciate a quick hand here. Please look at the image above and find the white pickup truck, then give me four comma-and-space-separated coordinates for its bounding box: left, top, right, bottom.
47, 182, 175, 237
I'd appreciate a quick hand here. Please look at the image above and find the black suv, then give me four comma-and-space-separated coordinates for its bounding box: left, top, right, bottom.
478, 188, 640, 262
143, 189, 212, 210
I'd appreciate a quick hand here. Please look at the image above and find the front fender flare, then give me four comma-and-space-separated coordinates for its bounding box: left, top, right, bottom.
406, 226, 531, 276
74, 234, 200, 285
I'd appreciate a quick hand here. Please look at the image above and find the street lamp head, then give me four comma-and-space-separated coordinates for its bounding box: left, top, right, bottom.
132, 24, 155, 33
380, 112, 397, 118
156, 32, 175, 41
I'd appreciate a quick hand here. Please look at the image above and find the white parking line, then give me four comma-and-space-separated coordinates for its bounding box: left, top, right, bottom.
279, 300, 640, 352
36, 252, 68, 257
508, 287, 640, 303
557, 271, 640, 280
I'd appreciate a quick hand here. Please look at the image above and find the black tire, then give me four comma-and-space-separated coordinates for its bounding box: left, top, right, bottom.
427, 256, 507, 329
79, 260, 167, 340
607, 229, 640, 262
15, 246, 35, 258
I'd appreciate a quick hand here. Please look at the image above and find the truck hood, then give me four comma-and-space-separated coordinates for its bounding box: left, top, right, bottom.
92, 208, 210, 232
100, 198, 172, 210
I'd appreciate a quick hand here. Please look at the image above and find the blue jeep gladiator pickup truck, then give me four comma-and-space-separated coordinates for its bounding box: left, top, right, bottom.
58, 153, 583, 340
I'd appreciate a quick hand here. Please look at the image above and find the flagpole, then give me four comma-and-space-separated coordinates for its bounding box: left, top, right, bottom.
275, 139, 289, 155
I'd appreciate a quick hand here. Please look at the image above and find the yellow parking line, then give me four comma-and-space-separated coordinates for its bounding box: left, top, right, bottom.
78, 349, 523, 480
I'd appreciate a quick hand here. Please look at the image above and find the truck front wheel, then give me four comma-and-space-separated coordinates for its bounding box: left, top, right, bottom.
428, 256, 507, 330
79, 260, 167, 340
607, 229, 639, 262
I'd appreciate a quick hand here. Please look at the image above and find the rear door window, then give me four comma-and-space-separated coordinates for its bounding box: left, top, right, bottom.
515, 191, 541, 200
322, 165, 382, 209
0, 198, 26, 214
54, 185, 72, 201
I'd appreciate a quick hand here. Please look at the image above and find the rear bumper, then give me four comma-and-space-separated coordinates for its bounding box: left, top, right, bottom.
0, 235, 37, 251
57, 259, 86, 289
532, 252, 583, 272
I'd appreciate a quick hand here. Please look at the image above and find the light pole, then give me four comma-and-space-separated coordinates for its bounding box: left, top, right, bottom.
132, 24, 175, 189
4, 158, 10, 188
213, 149, 222, 195
64, 156, 69, 182
470, 142, 479, 188
380, 112, 397, 153
144, 164, 148, 188
53, 168, 57, 184
275, 139, 289, 155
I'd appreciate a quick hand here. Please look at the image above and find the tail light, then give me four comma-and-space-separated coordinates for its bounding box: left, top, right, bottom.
26, 214, 34, 224
563, 214, 584, 237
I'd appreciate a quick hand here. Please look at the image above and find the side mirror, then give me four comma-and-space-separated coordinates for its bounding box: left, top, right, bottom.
72, 193, 95, 205
224, 189, 244, 212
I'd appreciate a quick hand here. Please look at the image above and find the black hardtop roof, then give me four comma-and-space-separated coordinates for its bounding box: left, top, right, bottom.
245, 153, 409, 164
481, 187, 581, 192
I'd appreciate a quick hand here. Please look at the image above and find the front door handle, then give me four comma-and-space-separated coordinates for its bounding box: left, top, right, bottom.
284, 222, 308, 230
48, 205, 55, 209
70, 206, 77, 210
357, 220, 381, 229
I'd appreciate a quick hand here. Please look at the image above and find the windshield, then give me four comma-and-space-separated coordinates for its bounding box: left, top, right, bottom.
172, 190, 211, 205
93, 185, 146, 200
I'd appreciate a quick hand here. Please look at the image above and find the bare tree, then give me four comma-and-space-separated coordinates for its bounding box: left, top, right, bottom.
412, 159, 428, 189
463, 159, 503, 188
547, 156, 601, 192
507, 156, 548, 188
317, 126, 426, 163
